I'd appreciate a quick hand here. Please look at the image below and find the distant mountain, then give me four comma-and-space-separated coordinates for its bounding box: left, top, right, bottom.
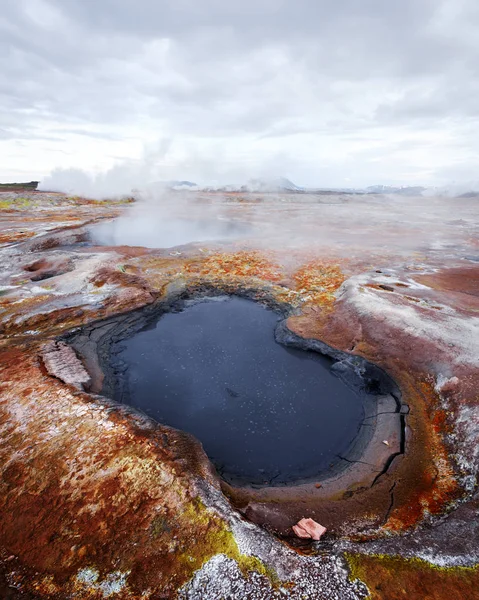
141, 179, 477, 198
457, 191, 479, 198
242, 177, 303, 192
168, 180, 198, 188
367, 184, 479, 198
366, 185, 427, 196
147, 180, 198, 191
424, 183, 479, 198
203, 177, 304, 193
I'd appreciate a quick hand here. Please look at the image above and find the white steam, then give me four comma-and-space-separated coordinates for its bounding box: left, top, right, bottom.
39, 141, 299, 199
40, 141, 174, 198
38, 150, 479, 257
89, 188, 252, 248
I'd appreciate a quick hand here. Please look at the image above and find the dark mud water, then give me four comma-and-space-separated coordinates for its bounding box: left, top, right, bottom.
114, 297, 364, 485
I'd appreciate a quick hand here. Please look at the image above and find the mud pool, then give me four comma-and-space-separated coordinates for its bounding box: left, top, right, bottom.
109, 297, 366, 485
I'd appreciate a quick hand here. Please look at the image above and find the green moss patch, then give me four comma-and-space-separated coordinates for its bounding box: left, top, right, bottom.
346, 553, 479, 600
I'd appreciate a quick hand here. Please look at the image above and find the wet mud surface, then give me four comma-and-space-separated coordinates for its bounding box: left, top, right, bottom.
67, 286, 404, 502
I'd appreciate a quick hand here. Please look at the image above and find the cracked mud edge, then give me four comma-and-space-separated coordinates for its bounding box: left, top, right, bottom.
274, 320, 407, 488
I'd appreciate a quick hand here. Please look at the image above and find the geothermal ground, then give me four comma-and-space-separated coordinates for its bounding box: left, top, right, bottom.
0, 189, 479, 599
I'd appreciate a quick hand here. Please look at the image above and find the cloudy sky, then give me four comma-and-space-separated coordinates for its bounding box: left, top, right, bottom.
1, 0, 479, 189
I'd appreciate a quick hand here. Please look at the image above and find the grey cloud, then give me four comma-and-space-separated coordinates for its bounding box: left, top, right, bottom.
1, 0, 479, 186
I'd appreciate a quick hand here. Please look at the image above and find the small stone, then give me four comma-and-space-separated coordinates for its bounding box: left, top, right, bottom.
315, 483, 322, 489
382, 440, 390, 446
292, 518, 327, 541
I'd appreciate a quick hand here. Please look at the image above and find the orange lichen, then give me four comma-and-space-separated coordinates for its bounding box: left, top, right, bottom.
292, 261, 346, 308
191, 251, 283, 283
0, 230, 35, 245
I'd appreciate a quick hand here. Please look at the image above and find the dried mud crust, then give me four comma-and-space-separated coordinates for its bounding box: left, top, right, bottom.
63, 286, 406, 536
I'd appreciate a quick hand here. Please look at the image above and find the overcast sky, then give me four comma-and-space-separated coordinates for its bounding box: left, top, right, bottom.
1, 0, 479, 189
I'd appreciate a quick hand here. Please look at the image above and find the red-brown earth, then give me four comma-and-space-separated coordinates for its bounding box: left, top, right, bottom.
0, 190, 478, 599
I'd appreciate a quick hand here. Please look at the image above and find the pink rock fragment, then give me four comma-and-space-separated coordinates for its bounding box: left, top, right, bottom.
292, 518, 327, 540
